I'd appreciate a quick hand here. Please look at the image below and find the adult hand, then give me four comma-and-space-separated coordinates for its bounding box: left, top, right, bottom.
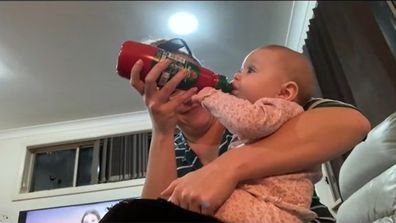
129, 59, 145, 95
129, 59, 197, 134
161, 162, 238, 215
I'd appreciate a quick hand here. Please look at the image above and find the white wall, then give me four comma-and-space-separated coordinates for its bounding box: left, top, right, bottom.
285, 1, 317, 52
0, 111, 151, 223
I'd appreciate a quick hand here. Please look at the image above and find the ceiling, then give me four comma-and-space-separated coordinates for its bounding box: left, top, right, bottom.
0, 1, 314, 131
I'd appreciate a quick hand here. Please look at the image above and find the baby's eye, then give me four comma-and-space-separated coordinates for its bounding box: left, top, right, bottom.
247, 67, 255, 74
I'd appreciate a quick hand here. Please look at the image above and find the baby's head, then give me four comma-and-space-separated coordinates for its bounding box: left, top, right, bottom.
232, 45, 315, 105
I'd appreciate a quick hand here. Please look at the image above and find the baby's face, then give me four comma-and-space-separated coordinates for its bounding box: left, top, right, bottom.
232, 48, 289, 103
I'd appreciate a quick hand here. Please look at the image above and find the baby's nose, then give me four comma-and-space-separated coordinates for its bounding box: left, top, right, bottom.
233, 72, 241, 81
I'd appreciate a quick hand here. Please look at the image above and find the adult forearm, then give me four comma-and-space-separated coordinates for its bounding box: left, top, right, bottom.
213, 107, 371, 183
141, 132, 177, 198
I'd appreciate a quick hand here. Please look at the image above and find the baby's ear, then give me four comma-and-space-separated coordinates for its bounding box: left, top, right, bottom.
278, 81, 298, 101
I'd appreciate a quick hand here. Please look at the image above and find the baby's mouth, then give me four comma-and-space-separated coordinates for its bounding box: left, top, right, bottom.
231, 89, 239, 96
231, 82, 238, 95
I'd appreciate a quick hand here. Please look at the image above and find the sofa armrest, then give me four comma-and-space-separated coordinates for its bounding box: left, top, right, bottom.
337, 164, 396, 223
339, 112, 396, 200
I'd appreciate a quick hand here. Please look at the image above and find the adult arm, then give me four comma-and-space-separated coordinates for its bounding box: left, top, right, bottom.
163, 106, 371, 214
129, 59, 197, 198
217, 107, 370, 180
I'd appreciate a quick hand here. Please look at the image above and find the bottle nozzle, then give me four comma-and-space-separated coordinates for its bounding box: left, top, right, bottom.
217, 75, 233, 93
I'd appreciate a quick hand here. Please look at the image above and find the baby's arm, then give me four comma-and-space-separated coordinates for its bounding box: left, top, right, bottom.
192, 87, 304, 141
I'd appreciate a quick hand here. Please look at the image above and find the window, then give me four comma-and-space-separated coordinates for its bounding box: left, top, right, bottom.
21, 131, 151, 193
31, 149, 76, 191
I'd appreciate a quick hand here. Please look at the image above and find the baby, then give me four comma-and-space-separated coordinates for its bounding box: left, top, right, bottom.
192, 45, 321, 223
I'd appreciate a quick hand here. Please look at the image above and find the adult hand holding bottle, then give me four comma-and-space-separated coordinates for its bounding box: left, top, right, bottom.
130, 57, 199, 199
130, 58, 197, 135
118, 40, 233, 93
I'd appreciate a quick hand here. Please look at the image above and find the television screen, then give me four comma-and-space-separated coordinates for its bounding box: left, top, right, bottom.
18, 199, 121, 223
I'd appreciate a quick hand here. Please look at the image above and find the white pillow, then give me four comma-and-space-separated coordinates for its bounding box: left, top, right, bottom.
339, 112, 396, 200
337, 164, 396, 223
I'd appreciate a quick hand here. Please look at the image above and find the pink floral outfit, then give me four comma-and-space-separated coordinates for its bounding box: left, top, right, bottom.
196, 88, 322, 223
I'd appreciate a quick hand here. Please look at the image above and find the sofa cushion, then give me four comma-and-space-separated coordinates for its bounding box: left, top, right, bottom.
338, 111, 396, 200
337, 164, 396, 223
373, 215, 396, 223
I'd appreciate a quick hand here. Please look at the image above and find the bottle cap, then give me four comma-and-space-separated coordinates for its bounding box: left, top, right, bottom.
217, 75, 233, 93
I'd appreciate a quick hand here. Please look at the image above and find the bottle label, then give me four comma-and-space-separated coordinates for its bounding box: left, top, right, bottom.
152, 49, 200, 89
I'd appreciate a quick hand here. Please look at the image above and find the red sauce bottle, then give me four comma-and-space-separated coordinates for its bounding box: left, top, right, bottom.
116, 40, 233, 93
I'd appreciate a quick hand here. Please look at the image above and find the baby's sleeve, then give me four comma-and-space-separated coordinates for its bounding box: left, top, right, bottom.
202, 93, 304, 141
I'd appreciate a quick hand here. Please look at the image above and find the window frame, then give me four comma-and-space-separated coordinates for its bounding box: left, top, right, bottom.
21, 140, 97, 193
20, 130, 151, 194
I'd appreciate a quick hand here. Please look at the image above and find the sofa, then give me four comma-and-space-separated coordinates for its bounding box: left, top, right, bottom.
336, 111, 396, 222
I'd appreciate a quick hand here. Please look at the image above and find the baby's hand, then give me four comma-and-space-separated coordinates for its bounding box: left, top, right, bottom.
191, 87, 217, 103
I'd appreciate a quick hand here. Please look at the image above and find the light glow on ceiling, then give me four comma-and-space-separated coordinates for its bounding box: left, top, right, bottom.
0, 60, 8, 78
168, 12, 198, 35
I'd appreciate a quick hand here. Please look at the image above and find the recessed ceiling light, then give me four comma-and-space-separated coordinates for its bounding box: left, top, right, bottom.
168, 12, 198, 35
